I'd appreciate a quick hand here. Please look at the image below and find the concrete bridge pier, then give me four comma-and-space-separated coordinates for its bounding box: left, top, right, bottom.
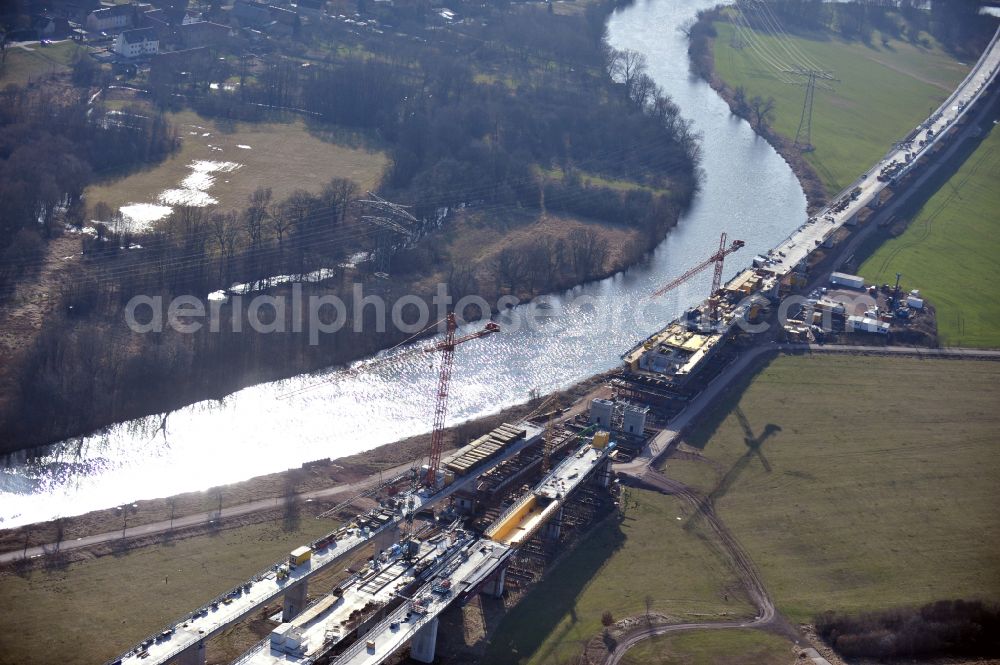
544, 506, 563, 541
282, 579, 309, 621
488, 564, 507, 598
410, 616, 440, 663
597, 458, 613, 488
174, 639, 206, 665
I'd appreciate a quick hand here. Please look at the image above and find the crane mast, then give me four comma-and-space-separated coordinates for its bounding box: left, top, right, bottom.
652, 231, 745, 322
423, 313, 500, 487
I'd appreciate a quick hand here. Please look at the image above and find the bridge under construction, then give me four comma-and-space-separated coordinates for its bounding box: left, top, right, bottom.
108, 422, 615, 665
106, 23, 1000, 665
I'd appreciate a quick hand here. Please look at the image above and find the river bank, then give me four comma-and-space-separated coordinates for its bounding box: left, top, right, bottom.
688, 7, 827, 213
0, 370, 613, 560
0, 0, 808, 529
0, 0, 696, 458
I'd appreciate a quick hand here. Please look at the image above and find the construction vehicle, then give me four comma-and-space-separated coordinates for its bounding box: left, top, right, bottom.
289, 546, 312, 567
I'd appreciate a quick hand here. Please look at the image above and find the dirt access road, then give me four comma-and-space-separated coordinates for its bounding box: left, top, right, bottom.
602, 468, 782, 664
0, 460, 417, 564
599, 342, 1000, 664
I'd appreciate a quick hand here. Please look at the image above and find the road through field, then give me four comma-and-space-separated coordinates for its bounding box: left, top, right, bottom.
600, 468, 779, 665
0, 461, 414, 564
600, 341, 1000, 664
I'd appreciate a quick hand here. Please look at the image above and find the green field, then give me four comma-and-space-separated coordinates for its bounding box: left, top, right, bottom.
481, 491, 755, 665
857, 123, 1000, 348
85, 110, 387, 226
620, 629, 794, 665
0, 41, 87, 85
0, 516, 336, 665
712, 20, 968, 195
669, 353, 1000, 622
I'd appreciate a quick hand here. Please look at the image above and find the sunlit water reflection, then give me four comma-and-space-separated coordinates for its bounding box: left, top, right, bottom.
0, 0, 806, 527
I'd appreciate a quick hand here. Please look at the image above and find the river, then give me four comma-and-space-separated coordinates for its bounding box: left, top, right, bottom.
0, 0, 806, 528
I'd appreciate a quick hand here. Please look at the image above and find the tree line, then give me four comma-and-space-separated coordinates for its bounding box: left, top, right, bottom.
816, 599, 1000, 659
768, 0, 994, 56
0, 0, 704, 451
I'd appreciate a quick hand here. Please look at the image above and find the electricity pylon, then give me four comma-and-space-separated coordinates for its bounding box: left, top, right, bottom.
783, 68, 839, 152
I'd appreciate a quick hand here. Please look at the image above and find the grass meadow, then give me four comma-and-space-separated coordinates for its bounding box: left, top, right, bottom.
857, 122, 1000, 348
481, 490, 755, 665
670, 353, 1000, 622
712, 20, 968, 195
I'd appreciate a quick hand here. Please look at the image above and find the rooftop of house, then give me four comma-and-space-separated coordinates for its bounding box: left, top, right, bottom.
119, 26, 156, 43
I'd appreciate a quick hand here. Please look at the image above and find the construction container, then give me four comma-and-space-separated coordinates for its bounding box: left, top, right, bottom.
847, 315, 889, 334
592, 430, 610, 450
271, 623, 291, 645
830, 272, 865, 289
289, 546, 312, 567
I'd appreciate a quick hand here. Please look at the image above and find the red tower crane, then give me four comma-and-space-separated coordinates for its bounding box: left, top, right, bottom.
651, 232, 745, 320
422, 313, 501, 486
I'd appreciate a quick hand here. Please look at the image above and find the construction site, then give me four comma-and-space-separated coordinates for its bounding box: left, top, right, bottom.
614, 29, 1000, 425
105, 305, 625, 665
87, 22, 1000, 665
106, 416, 619, 665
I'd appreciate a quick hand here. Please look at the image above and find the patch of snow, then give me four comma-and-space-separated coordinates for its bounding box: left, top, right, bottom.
339, 251, 370, 269
119, 203, 173, 229
227, 268, 338, 295
155, 160, 241, 209
159, 188, 218, 207
237, 144, 252, 150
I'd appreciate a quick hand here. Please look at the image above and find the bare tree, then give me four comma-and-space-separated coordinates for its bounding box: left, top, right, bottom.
245, 186, 272, 250
733, 85, 748, 114
321, 177, 359, 226
92, 200, 113, 224
629, 72, 659, 110
447, 263, 479, 307
269, 203, 294, 251
607, 48, 648, 94
210, 210, 241, 283
494, 247, 527, 293
570, 230, 609, 281
749, 95, 776, 129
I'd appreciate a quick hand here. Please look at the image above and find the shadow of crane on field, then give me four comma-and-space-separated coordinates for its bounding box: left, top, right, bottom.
704, 407, 781, 506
